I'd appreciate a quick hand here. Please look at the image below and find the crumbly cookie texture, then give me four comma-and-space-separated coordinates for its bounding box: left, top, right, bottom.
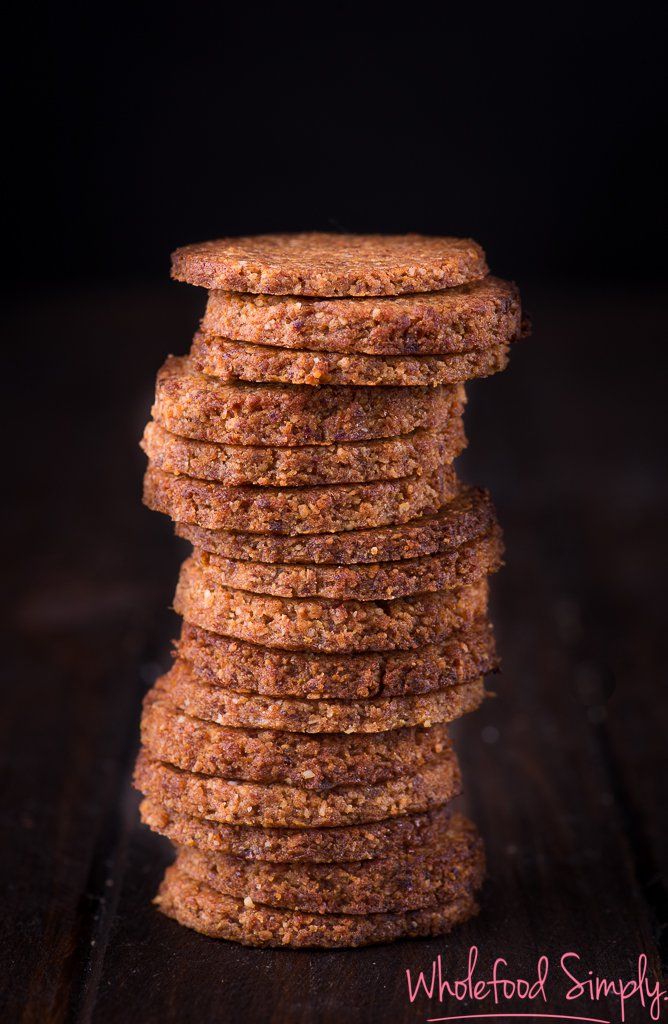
134, 751, 461, 828
182, 527, 502, 601
177, 618, 497, 699
174, 569, 489, 654
140, 799, 455, 862
141, 421, 465, 488
147, 663, 485, 735
143, 463, 458, 535
202, 276, 520, 355
156, 863, 480, 946
171, 232, 488, 296
175, 812, 482, 915
153, 355, 464, 446
142, 694, 456, 786
176, 486, 495, 565
189, 331, 510, 386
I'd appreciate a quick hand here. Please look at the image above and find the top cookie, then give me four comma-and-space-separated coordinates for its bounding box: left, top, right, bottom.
171, 233, 487, 296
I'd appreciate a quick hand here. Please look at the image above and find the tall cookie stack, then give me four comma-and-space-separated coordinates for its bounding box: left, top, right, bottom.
134, 234, 523, 948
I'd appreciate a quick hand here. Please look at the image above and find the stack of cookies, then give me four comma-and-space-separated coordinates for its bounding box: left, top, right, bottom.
134, 234, 523, 948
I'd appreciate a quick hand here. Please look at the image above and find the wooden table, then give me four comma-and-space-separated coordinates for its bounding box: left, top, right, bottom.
3, 283, 665, 1023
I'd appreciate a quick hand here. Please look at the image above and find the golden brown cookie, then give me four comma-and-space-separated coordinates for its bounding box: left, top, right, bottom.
140, 799, 454, 862
176, 486, 495, 564
177, 618, 497, 699
201, 276, 520, 356
141, 420, 464, 487
141, 694, 456, 785
156, 863, 480, 947
134, 750, 461, 828
175, 812, 482, 915
174, 569, 489, 653
143, 463, 458, 535
190, 331, 509, 386
183, 527, 502, 601
147, 662, 485, 734
171, 232, 487, 296
153, 356, 463, 446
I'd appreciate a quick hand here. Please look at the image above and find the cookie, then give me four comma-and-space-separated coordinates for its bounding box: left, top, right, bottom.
183, 527, 502, 601
174, 564, 489, 653
175, 812, 482, 915
142, 694, 455, 786
171, 232, 487, 296
143, 463, 458, 535
141, 419, 464, 489
176, 486, 496, 564
177, 619, 497, 699
134, 750, 461, 828
190, 331, 509, 386
153, 356, 463, 446
139, 799, 454, 862
147, 662, 485, 734
156, 864, 479, 947
201, 275, 520, 355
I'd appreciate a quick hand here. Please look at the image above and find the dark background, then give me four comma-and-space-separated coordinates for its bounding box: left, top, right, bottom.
4, 5, 666, 289
2, 6, 667, 1024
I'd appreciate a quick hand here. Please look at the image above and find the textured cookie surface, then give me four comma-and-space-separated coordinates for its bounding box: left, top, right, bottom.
202, 275, 519, 355
176, 486, 495, 564
142, 693, 455, 785
183, 527, 502, 601
140, 799, 454, 862
190, 332, 509, 386
156, 864, 480, 946
174, 570, 489, 653
134, 750, 461, 827
142, 421, 464, 487
153, 356, 462, 446
171, 232, 487, 296
176, 812, 482, 915
144, 463, 458, 535
147, 662, 485, 734
177, 618, 497, 699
